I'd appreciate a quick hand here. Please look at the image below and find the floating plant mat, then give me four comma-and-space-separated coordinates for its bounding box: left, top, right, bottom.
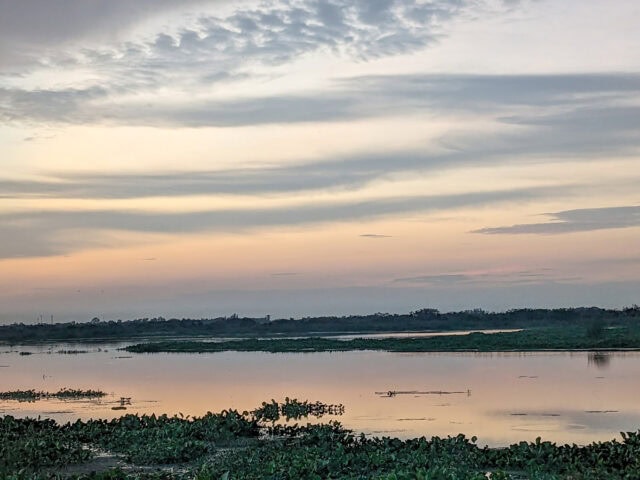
511, 413, 561, 417
0, 388, 106, 402
252, 398, 344, 421
375, 389, 470, 397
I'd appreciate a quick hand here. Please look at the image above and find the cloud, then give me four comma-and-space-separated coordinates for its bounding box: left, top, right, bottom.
0, 0, 222, 68
2, 74, 639, 186
0, 144, 542, 199
360, 234, 392, 238
0, 0, 212, 43
474, 206, 640, 235
1, 73, 639, 203
0, 150, 421, 198
0, 86, 109, 124
344, 72, 640, 109
394, 269, 564, 286
1, 0, 470, 90
396, 273, 469, 284
0, 186, 557, 258
5, 73, 640, 129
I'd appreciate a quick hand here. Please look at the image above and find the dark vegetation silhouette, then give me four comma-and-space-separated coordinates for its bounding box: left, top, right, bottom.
1, 306, 639, 343
125, 323, 640, 354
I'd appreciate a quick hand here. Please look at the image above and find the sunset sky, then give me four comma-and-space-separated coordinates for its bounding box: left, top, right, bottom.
1, 0, 639, 323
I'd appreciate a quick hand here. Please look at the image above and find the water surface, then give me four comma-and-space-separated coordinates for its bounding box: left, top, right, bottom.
1, 344, 638, 446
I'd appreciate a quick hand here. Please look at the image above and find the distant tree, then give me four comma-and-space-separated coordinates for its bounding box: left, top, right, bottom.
623, 304, 640, 316
586, 318, 606, 339
410, 308, 440, 318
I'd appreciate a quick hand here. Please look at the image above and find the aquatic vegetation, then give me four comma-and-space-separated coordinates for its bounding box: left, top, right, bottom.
124, 324, 640, 354
73, 410, 259, 465
252, 398, 344, 422
0, 399, 340, 474
2, 400, 640, 479
374, 390, 468, 397
0, 416, 91, 472
0, 388, 106, 402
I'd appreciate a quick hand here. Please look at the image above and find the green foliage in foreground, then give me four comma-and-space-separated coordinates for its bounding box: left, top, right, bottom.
3, 401, 640, 479
198, 428, 640, 480
0, 410, 259, 474
0, 417, 92, 472
125, 325, 640, 354
0, 399, 329, 473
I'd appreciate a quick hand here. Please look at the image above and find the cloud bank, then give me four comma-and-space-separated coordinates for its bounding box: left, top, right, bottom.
0, 186, 556, 258
474, 206, 640, 235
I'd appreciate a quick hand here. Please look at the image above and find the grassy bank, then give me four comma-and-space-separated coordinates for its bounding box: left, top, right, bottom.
124, 325, 640, 354
2, 399, 640, 479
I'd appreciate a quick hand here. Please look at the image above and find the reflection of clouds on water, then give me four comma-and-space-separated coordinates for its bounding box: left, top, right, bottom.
495, 409, 640, 438
567, 424, 587, 430
370, 429, 407, 435
560, 411, 638, 435
397, 418, 435, 422
512, 424, 560, 433
352, 415, 393, 421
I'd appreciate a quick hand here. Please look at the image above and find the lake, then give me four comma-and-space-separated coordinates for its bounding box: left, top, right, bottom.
1, 342, 639, 446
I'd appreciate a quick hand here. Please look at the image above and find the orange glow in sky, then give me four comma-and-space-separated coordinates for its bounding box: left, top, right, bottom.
1, 0, 639, 322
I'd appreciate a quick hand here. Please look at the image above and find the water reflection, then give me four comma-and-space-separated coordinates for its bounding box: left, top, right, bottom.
330, 329, 521, 340
1, 348, 639, 446
588, 352, 611, 369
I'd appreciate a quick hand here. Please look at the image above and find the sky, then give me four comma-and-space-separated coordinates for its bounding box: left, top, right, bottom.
0, 0, 639, 323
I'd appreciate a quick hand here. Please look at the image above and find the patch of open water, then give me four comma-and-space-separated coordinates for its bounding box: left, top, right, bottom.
1, 343, 638, 446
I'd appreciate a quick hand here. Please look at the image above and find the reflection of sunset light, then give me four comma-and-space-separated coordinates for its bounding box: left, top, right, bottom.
3, 348, 640, 446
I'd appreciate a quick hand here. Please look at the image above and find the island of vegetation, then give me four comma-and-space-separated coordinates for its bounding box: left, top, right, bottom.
2, 398, 640, 479
0, 388, 106, 402
124, 322, 640, 354
1, 306, 639, 344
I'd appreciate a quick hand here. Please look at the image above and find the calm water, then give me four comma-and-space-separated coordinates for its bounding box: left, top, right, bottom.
328, 329, 521, 340
1, 343, 638, 446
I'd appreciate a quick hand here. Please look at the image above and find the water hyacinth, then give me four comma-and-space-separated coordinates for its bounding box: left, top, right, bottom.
2, 399, 640, 479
